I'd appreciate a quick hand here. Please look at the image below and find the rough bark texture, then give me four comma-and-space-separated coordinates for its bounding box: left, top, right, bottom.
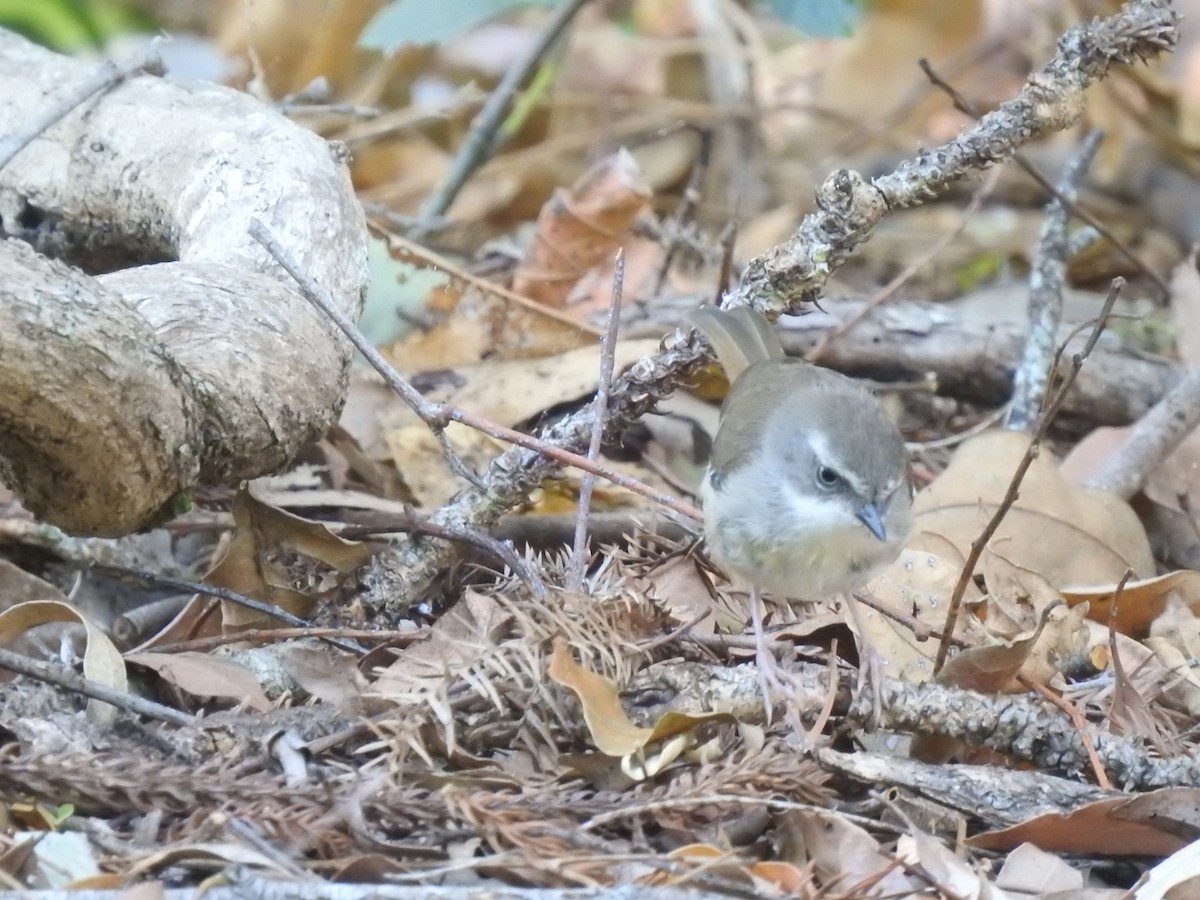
0, 31, 368, 535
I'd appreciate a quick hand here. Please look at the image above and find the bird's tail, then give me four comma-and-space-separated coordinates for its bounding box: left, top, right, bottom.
688, 306, 784, 381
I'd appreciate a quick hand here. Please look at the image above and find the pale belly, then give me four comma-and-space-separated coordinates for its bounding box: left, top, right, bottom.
700, 477, 902, 599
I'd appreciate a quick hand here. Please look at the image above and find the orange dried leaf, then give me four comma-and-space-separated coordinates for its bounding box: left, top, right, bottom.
512, 148, 651, 308
548, 638, 652, 756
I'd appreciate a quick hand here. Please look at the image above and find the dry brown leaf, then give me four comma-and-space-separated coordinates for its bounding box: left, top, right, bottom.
856, 544, 976, 683
896, 829, 992, 898
980, 550, 1062, 640
385, 422, 499, 509
0, 600, 127, 725
912, 430, 1155, 588
640, 554, 744, 637
969, 795, 1188, 856
512, 148, 652, 308
911, 601, 1052, 765
1020, 601, 1092, 689
784, 808, 921, 895
547, 638, 653, 757
377, 234, 603, 366
0, 559, 72, 612
1144, 596, 1200, 716
647, 844, 814, 894
811, 0, 984, 149
206, 486, 369, 631
934, 612, 1048, 695
447, 339, 660, 429
548, 638, 733, 770
376, 589, 511, 690
125, 651, 270, 711
1062, 570, 1200, 637
274, 643, 369, 711
378, 339, 662, 507
1113, 787, 1200, 838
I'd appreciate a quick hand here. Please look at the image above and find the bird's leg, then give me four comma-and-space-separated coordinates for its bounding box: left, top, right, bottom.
845, 590, 884, 728
750, 587, 787, 725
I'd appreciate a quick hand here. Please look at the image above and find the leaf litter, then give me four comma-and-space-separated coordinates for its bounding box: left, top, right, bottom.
6, 1, 1200, 897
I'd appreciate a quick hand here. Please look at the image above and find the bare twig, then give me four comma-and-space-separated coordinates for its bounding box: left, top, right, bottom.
569, 250, 625, 591
415, 0, 590, 226
724, 2, 1174, 314
1084, 365, 1200, 499
148, 627, 418, 656
933, 280, 1123, 673
249, 219, 700, 522
249, 220, 484, 490
919, 59, 1169, 300
339, 515, 547, 598
86, 564, 367, 655
651, 126, 711, 295
1007, 130, 1103, 432
0, 38, 164, 173
1019, 674, 1113, 790
0, 646, 193, 727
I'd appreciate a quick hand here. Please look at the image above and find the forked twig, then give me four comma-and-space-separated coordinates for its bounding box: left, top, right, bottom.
919, 58, 1169, 300
248, 219, 701, 522
933, 279, 1123, 673
1007, 130, 1103, 431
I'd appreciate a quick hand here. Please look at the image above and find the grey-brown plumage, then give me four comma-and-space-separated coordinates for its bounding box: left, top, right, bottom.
690, 306, 912, 599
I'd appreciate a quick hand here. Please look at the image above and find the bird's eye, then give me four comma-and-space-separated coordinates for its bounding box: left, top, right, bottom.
816, 466, 840, 488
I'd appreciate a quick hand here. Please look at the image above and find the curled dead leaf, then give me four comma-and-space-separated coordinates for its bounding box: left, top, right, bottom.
913, 430, 1155, 588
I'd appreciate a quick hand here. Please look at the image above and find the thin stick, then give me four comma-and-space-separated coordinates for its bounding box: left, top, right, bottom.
1020, 674, 1113, 790
1085, 365, 1200, 500
340, 515, 547, 598
0, 38, 164, 173
1007, 130, 1103, 432
415, 0, 590, 226
148, 627, 417, 655
0, 646, 192, 727
249, 219, 701, 522
569, 250, 625, 591
933, 279, 1123, 673
87, 564, 366, 655
919, 59, 1169, 301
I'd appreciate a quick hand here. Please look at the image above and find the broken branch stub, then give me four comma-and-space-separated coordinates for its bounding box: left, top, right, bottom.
0, 31, 368, 536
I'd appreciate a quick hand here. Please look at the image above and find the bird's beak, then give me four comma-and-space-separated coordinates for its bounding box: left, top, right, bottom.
856, 502, 888, 542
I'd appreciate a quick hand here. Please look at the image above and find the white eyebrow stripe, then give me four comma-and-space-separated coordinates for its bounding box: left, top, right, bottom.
804, 431, 868, 496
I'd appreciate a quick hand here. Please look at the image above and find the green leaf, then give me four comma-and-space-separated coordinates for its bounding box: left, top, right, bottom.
0, 0, 150, 51
52, 803, 76, 826
763, 0, 865, 37
361, 0, 559, 51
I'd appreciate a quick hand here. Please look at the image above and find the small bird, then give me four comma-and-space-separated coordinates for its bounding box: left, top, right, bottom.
689, 306, 913, 711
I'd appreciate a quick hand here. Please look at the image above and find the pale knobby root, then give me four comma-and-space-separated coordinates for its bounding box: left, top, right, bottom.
0, 32, 368, 535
